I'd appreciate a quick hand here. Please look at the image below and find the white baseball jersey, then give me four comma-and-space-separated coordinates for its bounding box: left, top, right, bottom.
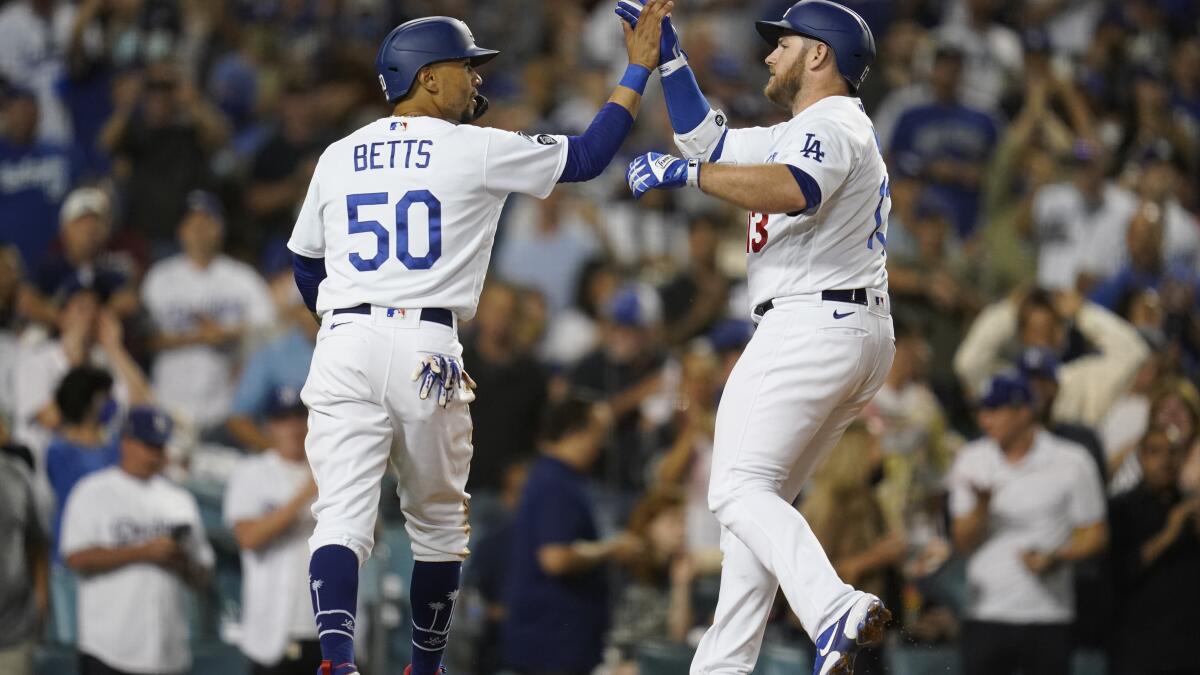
224, 451, 317, 666
60, 467, 214, 673
687, 97, 890, 313
287, 116, 570, 320
142, 254, 276, 429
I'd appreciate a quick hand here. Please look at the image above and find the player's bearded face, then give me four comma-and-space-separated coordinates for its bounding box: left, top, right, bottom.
764, 39, 810, 109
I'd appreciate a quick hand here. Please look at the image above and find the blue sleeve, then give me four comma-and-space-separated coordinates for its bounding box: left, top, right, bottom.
230, 348, 272, 417
292, 254, 326, 312
785, 165, 823, 215
661, 66, 713, 133
558, 103, 634, 183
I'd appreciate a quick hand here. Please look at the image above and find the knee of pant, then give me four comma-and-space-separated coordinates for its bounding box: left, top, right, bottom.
708, 475, 777, 522
405, 515, 470, 561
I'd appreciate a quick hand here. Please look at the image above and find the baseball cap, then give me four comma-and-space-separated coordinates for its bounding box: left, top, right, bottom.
60, 187, 111, 226
123, 406, 174, 448
1017, 347, 1060, 381
608, 284, 662, 328
978, 372, 1034, 410
265, 386, 307, 419
185, 190, 225, 223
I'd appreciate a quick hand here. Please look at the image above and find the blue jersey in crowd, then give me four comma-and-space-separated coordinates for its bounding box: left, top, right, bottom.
45, 434, 120, 560
890, 102, 999, 237
230, 328, 314, 418
0, 138, 72, 269
503, 456, 609, 673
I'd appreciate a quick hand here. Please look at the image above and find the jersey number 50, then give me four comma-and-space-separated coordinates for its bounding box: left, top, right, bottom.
346, 190, 442, 272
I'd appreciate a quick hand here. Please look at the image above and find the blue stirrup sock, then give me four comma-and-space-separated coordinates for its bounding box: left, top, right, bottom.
409, 560, 463, 675
309, 545, 359, 669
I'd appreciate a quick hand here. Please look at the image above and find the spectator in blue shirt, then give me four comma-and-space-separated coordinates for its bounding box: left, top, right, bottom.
0, 88, 72, 271
502, 395, 642, 675
1090, 203, 1200, 314
44, 366, 120, 559
225, 250, 316, 451
889, 45, 1001, 238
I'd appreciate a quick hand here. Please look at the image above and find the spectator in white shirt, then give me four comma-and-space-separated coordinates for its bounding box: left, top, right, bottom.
61, 406, 213, 675
949, 372, 1108, 675
141, 191, 275, 435
224, 387, 320, 675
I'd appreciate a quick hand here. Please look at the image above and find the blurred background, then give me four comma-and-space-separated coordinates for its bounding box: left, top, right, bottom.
0, 0, 1199, 674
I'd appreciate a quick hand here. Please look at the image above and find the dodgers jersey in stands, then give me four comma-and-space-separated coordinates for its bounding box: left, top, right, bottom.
707, 96, 889, 311
288, 116, 569, 319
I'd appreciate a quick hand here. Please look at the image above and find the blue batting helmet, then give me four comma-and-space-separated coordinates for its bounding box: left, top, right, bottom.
756, 0, 876, 93
375, 17, 499, 104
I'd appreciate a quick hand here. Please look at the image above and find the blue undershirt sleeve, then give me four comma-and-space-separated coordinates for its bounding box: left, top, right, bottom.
785, 165, 823, 215
558, 102, 635, 183
292, 254, 326, 312
661, 66, 712, 134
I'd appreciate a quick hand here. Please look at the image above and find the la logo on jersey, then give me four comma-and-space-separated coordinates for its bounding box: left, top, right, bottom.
801, 133, 824, 163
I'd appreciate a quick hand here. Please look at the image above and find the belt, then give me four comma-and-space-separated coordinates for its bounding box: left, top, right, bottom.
331, 304, 454, 328
754, 289, 870, 317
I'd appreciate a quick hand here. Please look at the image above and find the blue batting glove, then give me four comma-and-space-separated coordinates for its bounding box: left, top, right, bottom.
627, 152, 698, 200
615, 0, 684, 68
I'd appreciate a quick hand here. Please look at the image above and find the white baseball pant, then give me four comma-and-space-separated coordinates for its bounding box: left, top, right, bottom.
301, 306, 473, 565
691, 289, 894, 674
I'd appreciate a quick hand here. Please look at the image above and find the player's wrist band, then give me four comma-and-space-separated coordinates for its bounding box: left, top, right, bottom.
620, 64, 652, 95
659, 55, 689, 77
685, 158, 701, 188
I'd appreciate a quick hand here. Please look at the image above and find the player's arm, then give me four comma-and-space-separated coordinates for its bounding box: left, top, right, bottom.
616, 2, 731, 161
551, 0, 671, 185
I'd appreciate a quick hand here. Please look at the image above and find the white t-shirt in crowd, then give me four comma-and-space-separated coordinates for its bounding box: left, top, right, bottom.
223, 450, 317, 666
60, 467, 214, 674
141, 254, 276, 430
1032, 182, 1137, 290
948, 430, 1105, 624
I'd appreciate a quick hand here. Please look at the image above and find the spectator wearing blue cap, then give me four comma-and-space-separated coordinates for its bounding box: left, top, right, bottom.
61, 405, 214, 675
141, 190, 276, 436
0, 86, 73, 271
224, 387, 320, 674
225, 245, 316, 451
949, 371, 1108, 675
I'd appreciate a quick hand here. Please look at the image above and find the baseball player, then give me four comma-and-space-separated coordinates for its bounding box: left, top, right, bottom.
286, 6, 671, 675
618, 2, 894, 673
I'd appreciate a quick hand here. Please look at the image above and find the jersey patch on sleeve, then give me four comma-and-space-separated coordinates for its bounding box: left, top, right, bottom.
801, 133, 825, 163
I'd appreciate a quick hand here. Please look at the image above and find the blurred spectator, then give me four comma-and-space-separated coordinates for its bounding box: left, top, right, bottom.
1108, 429, 1200, 675
466, 458, 531, 675
61, 406, 212, 675
1117, 69, 1196, 181
100, 61, 229, 248
45, 367, 120, 557
609, 489, 696, 659
801, 423, 906, 674
495, 190, 600, 315
223, 387, 320, 675
502, 396, 640, 675
655, 342, 722, 554
1016, 347, 1106, 479
1143, 378, 1200, 493
28, 187, 137, 325
1029, 143, 1135, 292
0, 245, 24, 421
225, 253, 315, 451
1098, 356, 1168, 495
0, 0, 72, 144
0, 87, 72, 270
658, 213, 732, 346
0, 422, 48, 675
244, 80, 330, 251
954, 289, 1148, 428
142, 191, 275, 435
13, 290, 149, 456
949, 372, 1107, 675
889, 45, 1000, 237
936, 0, 1023, 112
572, 283, 669, 491
539, 257, 620, 368
462, 282, 547, 495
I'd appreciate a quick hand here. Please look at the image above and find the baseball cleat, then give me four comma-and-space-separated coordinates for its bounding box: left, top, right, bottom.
318, 659, 359, 675
811, 594, 890, 675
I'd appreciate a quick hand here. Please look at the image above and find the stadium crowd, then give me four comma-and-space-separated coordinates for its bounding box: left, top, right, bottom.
1, 0, 1199, 674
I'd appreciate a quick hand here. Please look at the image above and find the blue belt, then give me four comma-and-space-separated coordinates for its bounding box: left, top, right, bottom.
331, 304, 453, 328
754, 289, 869, 317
